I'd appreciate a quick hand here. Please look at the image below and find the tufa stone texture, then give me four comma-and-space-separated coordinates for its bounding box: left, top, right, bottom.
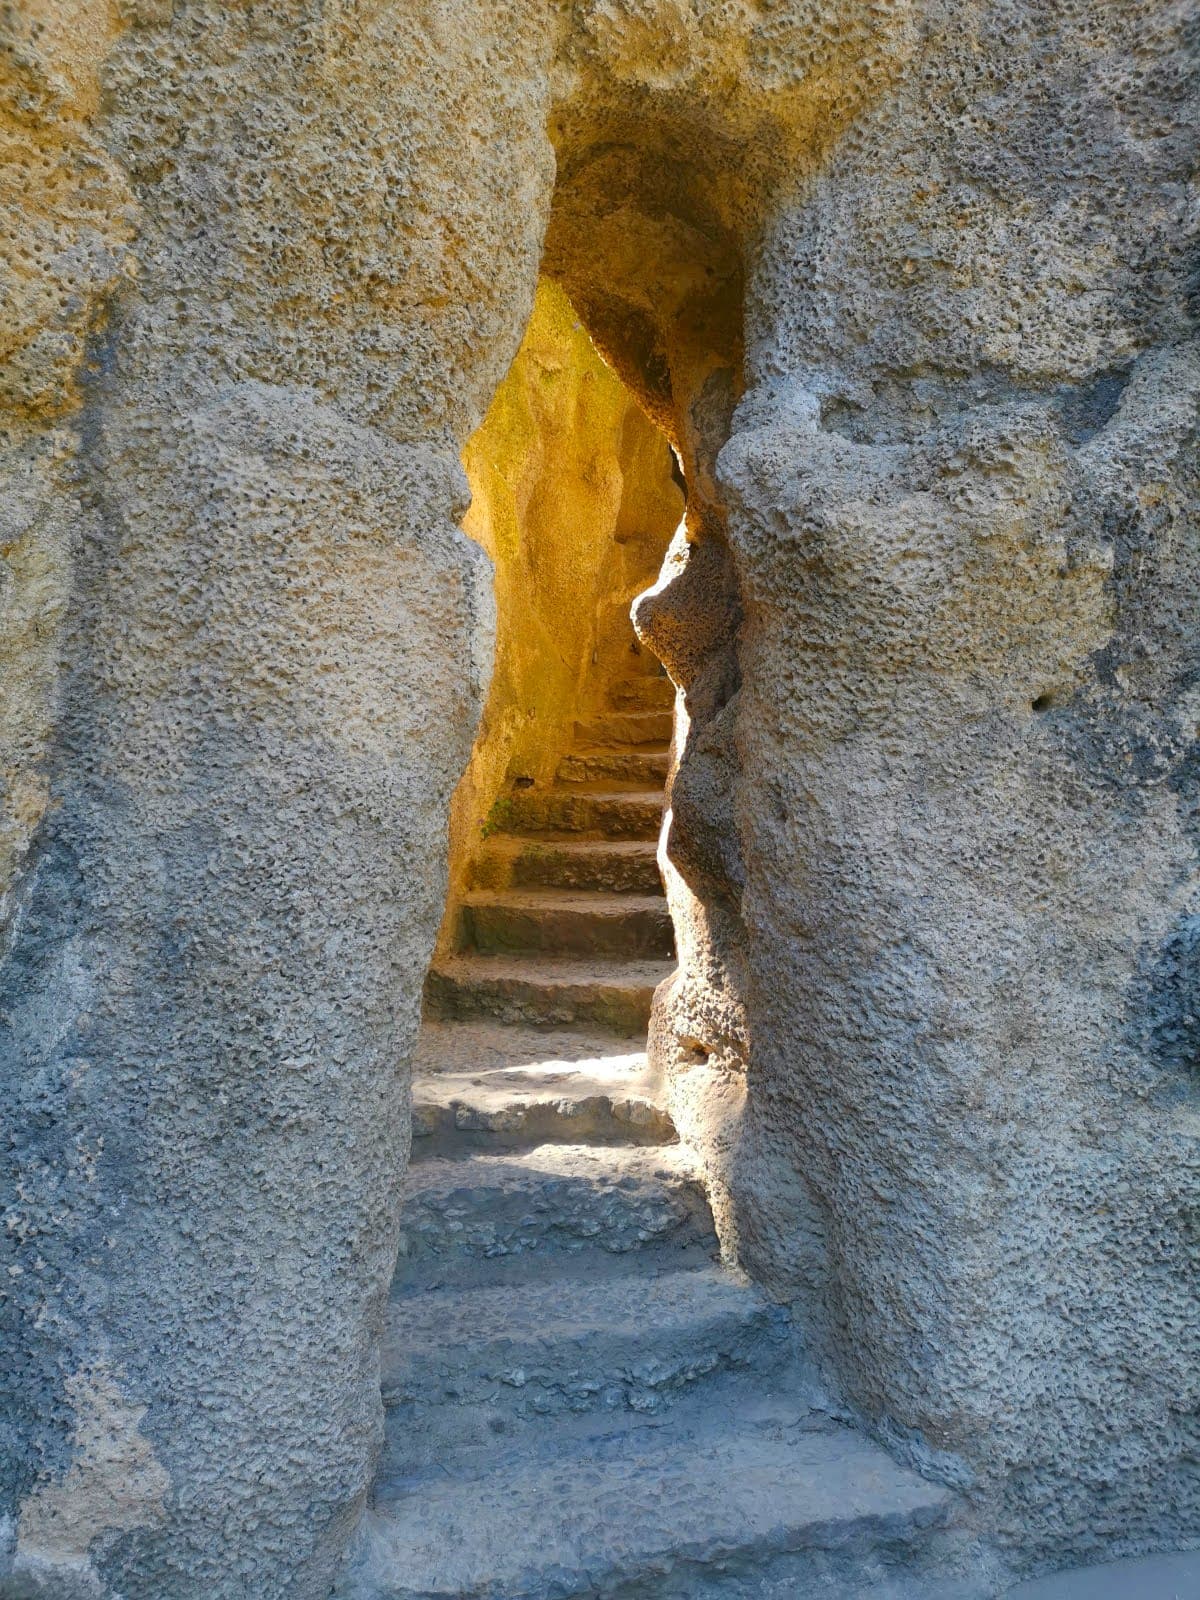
0, 0, 1196, 1595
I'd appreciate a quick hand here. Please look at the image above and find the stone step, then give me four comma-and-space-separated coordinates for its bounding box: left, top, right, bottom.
471, 836, 663, 894
505, 786, 663, 840
424, 955, 673, 1035
459, 890, 673, 959
608, 674, 676, 711
556, 746, 669, 786
395, 1144, 716, 1276
574, 709, 673, 747
380, 1266, 786, 1448
339, 1411, 956, 1600
411, 1022, 674, 1151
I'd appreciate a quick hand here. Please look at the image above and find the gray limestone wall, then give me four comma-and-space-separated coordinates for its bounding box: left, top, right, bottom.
659, 0, 1199, 1568
1, 4, 553, 1596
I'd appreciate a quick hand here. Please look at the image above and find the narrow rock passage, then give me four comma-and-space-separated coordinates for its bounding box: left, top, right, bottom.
426, 675, 677, 1039
336, 675, 963, 1599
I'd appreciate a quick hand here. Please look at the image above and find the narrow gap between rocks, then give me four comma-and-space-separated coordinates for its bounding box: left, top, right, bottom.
418, 271, 684, 1154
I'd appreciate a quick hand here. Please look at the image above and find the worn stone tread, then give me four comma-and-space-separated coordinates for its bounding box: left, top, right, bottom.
461, 889, 667, 912
459, 888, 673, 959
1002, 1550, 1200, 1598
413, 1020, 656, 1077
381, 1265, 785, 1421
423, 953, 675, 982
396, 1143, 716, 1269
411, 1021, 673, 1148
505, 786, 664, 839
471, 835, 662, 893
573, 709, 674, 747
387, 1262, 770, 1363
342, 1417, 954, 1599
607, 675, 676, 711
424, 955, 673, 1033
557, 747, 670, 785
411, 1079, 671, 1149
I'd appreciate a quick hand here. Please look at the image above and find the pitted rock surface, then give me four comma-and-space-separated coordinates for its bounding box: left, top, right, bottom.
396, 1143, 715, 1267
1, 1, 1194, 1595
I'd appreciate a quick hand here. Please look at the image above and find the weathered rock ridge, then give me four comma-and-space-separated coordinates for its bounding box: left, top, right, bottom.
1, 2, 1195, 1597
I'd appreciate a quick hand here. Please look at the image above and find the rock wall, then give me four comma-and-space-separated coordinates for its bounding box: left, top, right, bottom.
440, 276, 680, 943
0, 0, 136, 916
1, 1, 1195, 1595
1, 4, 555, 1597
642, 0, 1200, 1571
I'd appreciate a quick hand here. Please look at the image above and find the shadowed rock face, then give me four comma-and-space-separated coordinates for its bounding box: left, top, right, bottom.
1, 1, 1196, 1596
1, 7, 550, 1597
716, 356, 1199, 1556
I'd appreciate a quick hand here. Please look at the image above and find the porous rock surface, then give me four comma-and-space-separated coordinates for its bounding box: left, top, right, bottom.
0, 2, 1195, 1597
646, 5, 1199, 1575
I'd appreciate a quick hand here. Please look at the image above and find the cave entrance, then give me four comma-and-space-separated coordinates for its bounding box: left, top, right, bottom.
411, 275, 685, 1152
347, 216, 786, 1581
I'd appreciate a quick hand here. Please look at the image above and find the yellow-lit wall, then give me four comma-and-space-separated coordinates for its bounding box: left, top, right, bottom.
438, 278, 682, 946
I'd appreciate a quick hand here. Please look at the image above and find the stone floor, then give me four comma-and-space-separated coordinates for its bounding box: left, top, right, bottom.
1005, 1551, 1200, 1599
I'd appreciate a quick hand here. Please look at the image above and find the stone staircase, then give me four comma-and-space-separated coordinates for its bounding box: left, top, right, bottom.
424, 685, 675, 1038
335, 675, 967, 1600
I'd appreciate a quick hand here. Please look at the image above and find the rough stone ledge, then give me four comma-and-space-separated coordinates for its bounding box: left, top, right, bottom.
337, 1414, 963, 1600
396, 1142, 716, 1271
